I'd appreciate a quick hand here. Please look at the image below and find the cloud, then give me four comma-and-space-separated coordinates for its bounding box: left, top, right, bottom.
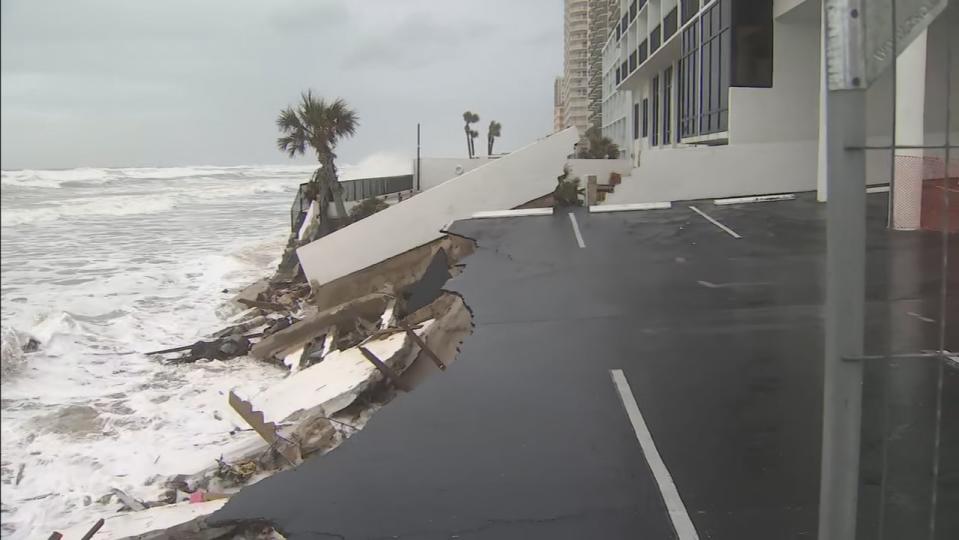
0, 0, 561, 169
341, 14, 493, 71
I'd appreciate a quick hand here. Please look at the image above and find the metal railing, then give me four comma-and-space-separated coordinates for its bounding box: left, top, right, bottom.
340, 174, 413, 202
289, 174, 415, 232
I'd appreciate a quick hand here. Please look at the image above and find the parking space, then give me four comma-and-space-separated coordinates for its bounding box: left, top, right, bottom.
212, 191, 957, 539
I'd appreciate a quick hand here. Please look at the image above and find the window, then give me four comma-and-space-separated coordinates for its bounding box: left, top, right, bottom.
663, 8, 678, 42
621, 61, 628, 81
730, 0, 773, 87
699, 0, 731, 135
616, 68, 621, 85
651, 76, 659, 146
679, 20, 698, 138
638, 40, 648, 64
677, 0, 732, 140
650, 25, 661, 53
630, 0, 638, 21
640, 0, 648, 9
629, 50, 637, 72
633, 102, 640, 140
642, 98, 649, 137
663, 66, 673, 144
683, 0, 700, 24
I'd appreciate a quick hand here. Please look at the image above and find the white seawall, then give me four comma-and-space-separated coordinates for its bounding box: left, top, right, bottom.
297, 128, 578, 287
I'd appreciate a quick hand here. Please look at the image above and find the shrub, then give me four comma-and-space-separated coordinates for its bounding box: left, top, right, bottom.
553, 165, 583, 207
349, 197, 389, 221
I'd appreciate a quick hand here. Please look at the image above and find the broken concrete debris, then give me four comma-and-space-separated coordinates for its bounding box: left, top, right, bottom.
398, 248, 451, 317
57, 499, 285, 540
81, 232, 476, 540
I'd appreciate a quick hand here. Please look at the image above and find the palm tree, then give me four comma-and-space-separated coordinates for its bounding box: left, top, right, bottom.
470, 130, 480, 158
277, 91, 358, 234
463, 111, 480, 158
576, 127, 620, 159
487, 121, 502, 156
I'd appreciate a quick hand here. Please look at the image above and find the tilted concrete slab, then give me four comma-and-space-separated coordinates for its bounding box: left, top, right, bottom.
296, 127, 578, 288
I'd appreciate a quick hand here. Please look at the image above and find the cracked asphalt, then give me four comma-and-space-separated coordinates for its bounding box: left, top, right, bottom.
210, 192, 958, 539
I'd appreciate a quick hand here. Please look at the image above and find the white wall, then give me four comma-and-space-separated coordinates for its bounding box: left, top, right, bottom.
413, 157, 494, 191
297, 128, 579, 288
603, 141, 820, 204
773, 0, 809, 19
729, 15, 821, 144
567, 159, 632, 183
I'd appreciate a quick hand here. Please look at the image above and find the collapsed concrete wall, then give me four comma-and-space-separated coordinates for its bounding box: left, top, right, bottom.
414, 156, 495, 191
308, 234, 474, 312
296, 127, 578, 290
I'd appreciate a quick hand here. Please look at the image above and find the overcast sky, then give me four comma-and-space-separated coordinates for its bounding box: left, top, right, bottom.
0, 0, 561, 171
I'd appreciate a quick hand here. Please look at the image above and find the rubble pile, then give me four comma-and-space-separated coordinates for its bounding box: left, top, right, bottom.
69, 238, 475, 540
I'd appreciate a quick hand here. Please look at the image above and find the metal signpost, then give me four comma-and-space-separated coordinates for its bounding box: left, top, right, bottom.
820, 1, 952, 538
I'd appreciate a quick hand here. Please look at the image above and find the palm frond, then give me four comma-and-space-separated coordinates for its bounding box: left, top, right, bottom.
276, 90, 359, 160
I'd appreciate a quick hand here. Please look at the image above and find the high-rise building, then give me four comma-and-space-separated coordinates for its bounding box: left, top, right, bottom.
553, 77, 565, 133
559, 0, 616, 135
597, 0, 953, 225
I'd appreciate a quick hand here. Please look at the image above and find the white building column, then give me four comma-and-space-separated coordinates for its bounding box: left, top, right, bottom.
892, 30, 928, 230
816, 11, 828, 202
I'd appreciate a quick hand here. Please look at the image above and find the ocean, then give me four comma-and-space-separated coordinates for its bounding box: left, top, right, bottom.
0, 165, 322, 537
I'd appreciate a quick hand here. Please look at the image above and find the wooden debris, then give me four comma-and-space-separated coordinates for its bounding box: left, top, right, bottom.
236, 298, 287, 312
111, 488, 145, 511
79, 519, 104, 540
251, 293, 390, 361
228, 391, 300, 465
400, 322, 446, 371
358, 346, 410, 392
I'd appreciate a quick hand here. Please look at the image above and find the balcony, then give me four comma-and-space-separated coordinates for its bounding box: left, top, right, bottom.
613, 0, 703, 93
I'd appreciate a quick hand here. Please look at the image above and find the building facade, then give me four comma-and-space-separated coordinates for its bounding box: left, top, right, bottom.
602, 0, 775, 161
561, 0, 590, 133
553, 77, 566, 133
560, 0, 618, 135
599, 0, 957, 223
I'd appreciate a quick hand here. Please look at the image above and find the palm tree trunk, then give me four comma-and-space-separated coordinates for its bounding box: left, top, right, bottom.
311, 167, 332, 237
322, 155, 349, 222
488, 134, 493, 156
465, 125, 472, 158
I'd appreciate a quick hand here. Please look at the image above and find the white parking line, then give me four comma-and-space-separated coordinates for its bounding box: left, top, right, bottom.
568, 212, 586, 248
713, 194, 795, 205
589, 202, 673, 213
610, 370, 700, 540
472, 208, 554, 218
688, 206, 742, 239
906, 311, 936, 323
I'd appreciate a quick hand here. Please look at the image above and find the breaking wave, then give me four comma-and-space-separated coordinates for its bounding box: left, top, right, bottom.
1, 195, 179, 226
1, 164, 317, 190
1, 164, 301, 537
